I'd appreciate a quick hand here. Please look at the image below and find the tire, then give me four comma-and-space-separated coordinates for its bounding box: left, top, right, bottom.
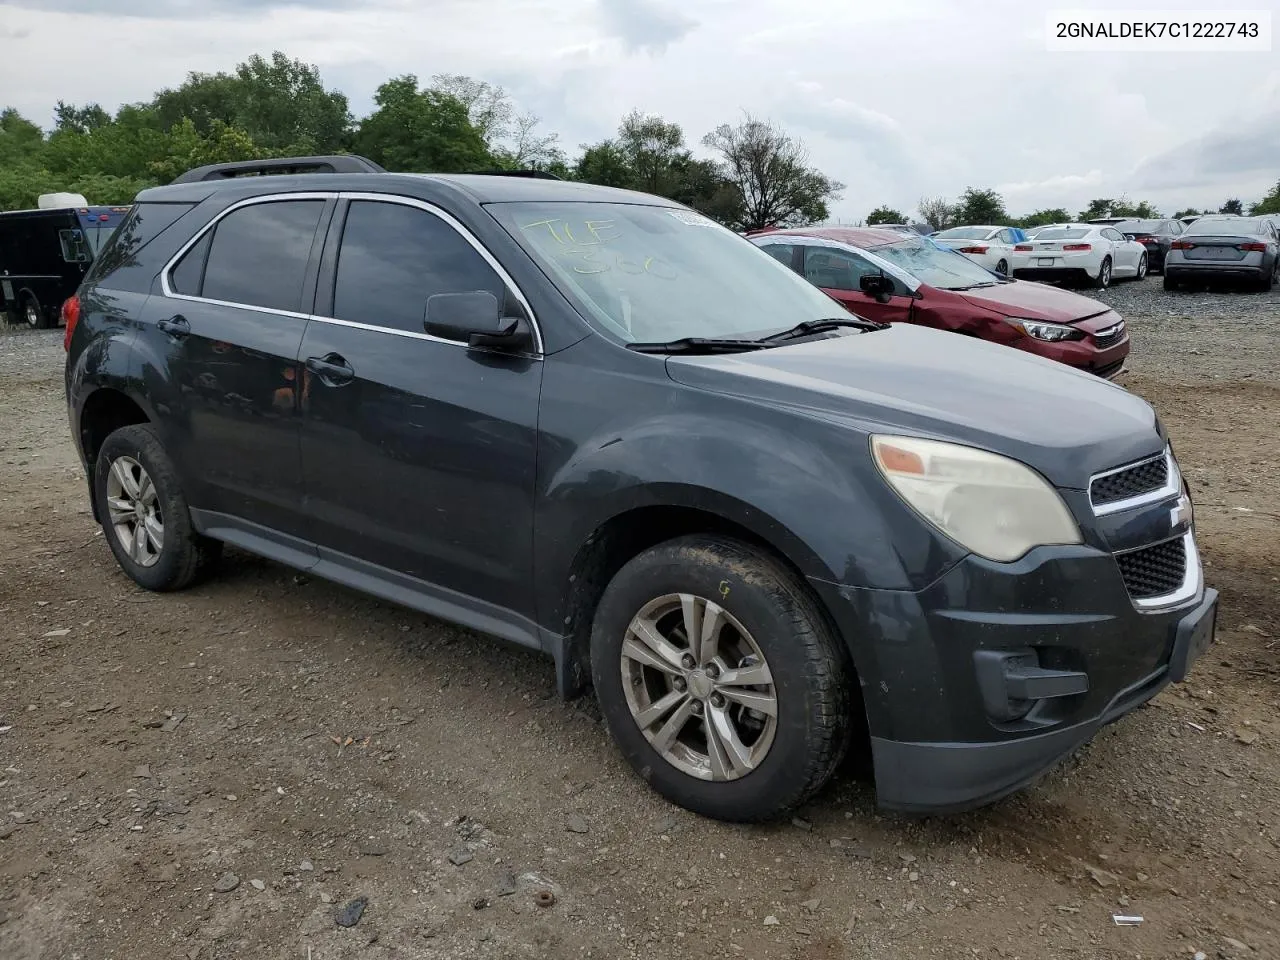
1093, 257, 1112, 289
1163, 273, 1179, 292
590, 535, 850, 822
22, 293, 50, 330
94, 423, 221, 591
1135, 253, 1147, 281
1261, 262, 1276, 292
995, 259, 1008, 277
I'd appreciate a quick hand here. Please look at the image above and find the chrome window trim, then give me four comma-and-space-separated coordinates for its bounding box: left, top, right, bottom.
1089, 447, 1179, 517
158, 190, 545, 356
1122, 531, 1203, 613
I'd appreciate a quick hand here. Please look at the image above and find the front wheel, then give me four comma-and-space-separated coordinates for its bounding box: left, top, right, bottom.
1093, 257, 1113, 289
94, 424, 221, 591
591, 536, 850, 822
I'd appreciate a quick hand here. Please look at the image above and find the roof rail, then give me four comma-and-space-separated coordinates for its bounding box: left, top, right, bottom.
469, 169, 564, 180
171, 154, 386, 184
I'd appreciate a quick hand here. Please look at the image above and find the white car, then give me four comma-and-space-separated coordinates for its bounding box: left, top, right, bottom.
930, 225, 1020, 275
1008, 223, 1148, 289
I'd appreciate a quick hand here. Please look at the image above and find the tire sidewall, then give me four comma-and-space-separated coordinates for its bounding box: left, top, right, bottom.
94, 425, 196, 591
590, 539, 845, 821
1137, 253, 1147, 280
1097, 257, 1112, 288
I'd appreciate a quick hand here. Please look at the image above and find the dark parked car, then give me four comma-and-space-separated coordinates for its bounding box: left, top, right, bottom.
1163, 215, 1280, 291
65, 156, 1217, 821
750, 227, 1129, 379
1090, 218, 1184, 273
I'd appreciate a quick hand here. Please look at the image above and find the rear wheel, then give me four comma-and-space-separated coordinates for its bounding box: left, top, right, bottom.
1093, 257, 1112, 289
591, 536, 850, 822
1261, 261, 1277, 292
1135, 253, 1148, 280
1163, 273, 1179, 292
995, 258, 1008, 277
94, 424, 221, 592
22, 293, 50, 330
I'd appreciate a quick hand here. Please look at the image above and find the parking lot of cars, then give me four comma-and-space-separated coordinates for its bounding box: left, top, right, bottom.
2, 271, 1279, 960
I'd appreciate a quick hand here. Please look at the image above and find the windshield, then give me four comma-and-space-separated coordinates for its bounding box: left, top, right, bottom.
490, 202, 852, 342
868, 237, 999, 289
1035, 227, 1090, 241
934, 226, 992, 240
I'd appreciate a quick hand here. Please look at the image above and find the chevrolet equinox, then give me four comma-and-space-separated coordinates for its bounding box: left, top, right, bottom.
63, 155, 1218, 821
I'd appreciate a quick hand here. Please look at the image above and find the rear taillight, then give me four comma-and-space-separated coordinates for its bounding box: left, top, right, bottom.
1142, 237, 1159, 245
1013, 244, 1033, 251
1239, 242, 1266, 252
61, 295, 81, 351
957, 246, 988, 254
1062, 243, 1092, 251
1171, 240, 1194, 249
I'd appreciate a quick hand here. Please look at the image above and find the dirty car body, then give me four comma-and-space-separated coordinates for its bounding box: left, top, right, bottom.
65, 161, 1216, 819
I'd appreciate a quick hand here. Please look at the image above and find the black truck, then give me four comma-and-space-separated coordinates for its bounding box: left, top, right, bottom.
0, 199, 131, 328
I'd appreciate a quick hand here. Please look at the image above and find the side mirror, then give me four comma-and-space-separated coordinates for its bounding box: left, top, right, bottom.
424, 291, 532, 351
859, 272, 894, 304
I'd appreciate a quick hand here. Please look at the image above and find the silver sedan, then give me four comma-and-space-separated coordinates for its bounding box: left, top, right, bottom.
1164, 215, 1280, 291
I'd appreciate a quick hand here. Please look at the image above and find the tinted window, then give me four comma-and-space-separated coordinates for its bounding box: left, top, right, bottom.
332, 200, 505, 335
200, 200, 325, 312
759, 244, 795, 268
934, 227, 991, 240
804, 247, 881, 291
170, 232, 211, 295
1035, 228, 1090, 240
1185, 218, 1249, 236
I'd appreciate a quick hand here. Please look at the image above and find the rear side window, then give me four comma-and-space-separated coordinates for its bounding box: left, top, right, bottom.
331, 200, 505, 335
196, 200, 325, 312
758, 244, 796, 269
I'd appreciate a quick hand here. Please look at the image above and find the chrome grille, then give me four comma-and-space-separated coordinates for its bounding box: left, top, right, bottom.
1093, 321, 1126, 349
1115, 537, 1187, 600
1090, 453, 1169, 508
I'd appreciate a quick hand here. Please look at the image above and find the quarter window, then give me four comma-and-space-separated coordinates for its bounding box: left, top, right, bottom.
186, 200, 326, 312
331, 200, 506, 336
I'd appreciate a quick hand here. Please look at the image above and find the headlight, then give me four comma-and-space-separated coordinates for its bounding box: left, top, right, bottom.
871, 435, 1082, 562
1004, 318, 1084, 342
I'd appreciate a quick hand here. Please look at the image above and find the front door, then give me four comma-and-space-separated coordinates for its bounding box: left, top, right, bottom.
297, 197, 543, 617
140, 196, 332, 540
800, 245, 913, 325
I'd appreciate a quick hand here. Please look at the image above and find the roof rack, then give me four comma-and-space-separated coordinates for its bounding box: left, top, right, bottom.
171, 154, 386, 184
469, 169, 564, 180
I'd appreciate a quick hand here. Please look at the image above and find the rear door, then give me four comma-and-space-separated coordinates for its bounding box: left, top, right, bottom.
141, 194, 332, 545
296, 195, 543, 618
800, 245, 912, 324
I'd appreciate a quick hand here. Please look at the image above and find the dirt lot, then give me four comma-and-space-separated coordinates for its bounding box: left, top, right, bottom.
2, 278, 1278, 960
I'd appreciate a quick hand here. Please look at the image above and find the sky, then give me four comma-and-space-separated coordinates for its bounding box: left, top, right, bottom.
1, 0, 1278, 222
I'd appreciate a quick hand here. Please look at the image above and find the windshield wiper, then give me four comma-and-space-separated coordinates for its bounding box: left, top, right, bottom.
947, 282, 999, 291
626, 337, 770, 355
757, 317, 889, 342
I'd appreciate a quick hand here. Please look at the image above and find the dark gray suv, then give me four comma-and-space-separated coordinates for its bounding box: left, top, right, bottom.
64, 156, 1217, 821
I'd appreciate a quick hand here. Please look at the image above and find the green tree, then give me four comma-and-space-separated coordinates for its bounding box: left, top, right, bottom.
616, 110, 689, 196
53, 101, 111, 134
428, 74, 561, 170
353, 75, 490, 173
702, 115, 842, 231
1172, 208, 1201, 219
866, 205, 906, 225
0, 109, 46, 166
1219, 197, 1244, 215
574, 140, 634, 188
1013, 207, 1070, 228
954, 187, 1007, 225
916, 196, 956, 231
1078, 198, 1115, 221
1248, 182, 1280, 216
152, 51, 351, 154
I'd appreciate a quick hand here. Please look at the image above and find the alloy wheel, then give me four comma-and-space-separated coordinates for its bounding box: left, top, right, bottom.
620, 593, 778, 781
24, 301, 40, 329
106, 456, 164, 567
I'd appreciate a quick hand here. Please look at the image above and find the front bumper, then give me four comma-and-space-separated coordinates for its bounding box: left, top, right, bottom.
809, 533, 1215, 814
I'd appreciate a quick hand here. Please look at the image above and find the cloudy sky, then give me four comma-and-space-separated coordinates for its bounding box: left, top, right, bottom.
1, 0, 1278, 221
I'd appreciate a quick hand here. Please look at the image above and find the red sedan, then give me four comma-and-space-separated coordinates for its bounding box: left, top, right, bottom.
748, 227, 1129, 378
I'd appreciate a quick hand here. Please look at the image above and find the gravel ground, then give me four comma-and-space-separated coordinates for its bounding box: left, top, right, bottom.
1, 279, 1278, 960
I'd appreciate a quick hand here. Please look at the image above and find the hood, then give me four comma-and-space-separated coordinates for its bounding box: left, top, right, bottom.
958, 280, 1111, 324
666, 325, 1159, 490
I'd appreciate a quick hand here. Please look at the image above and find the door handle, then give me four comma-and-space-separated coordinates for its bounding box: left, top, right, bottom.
157, 315, 190, 338
305, 353, 355, 385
